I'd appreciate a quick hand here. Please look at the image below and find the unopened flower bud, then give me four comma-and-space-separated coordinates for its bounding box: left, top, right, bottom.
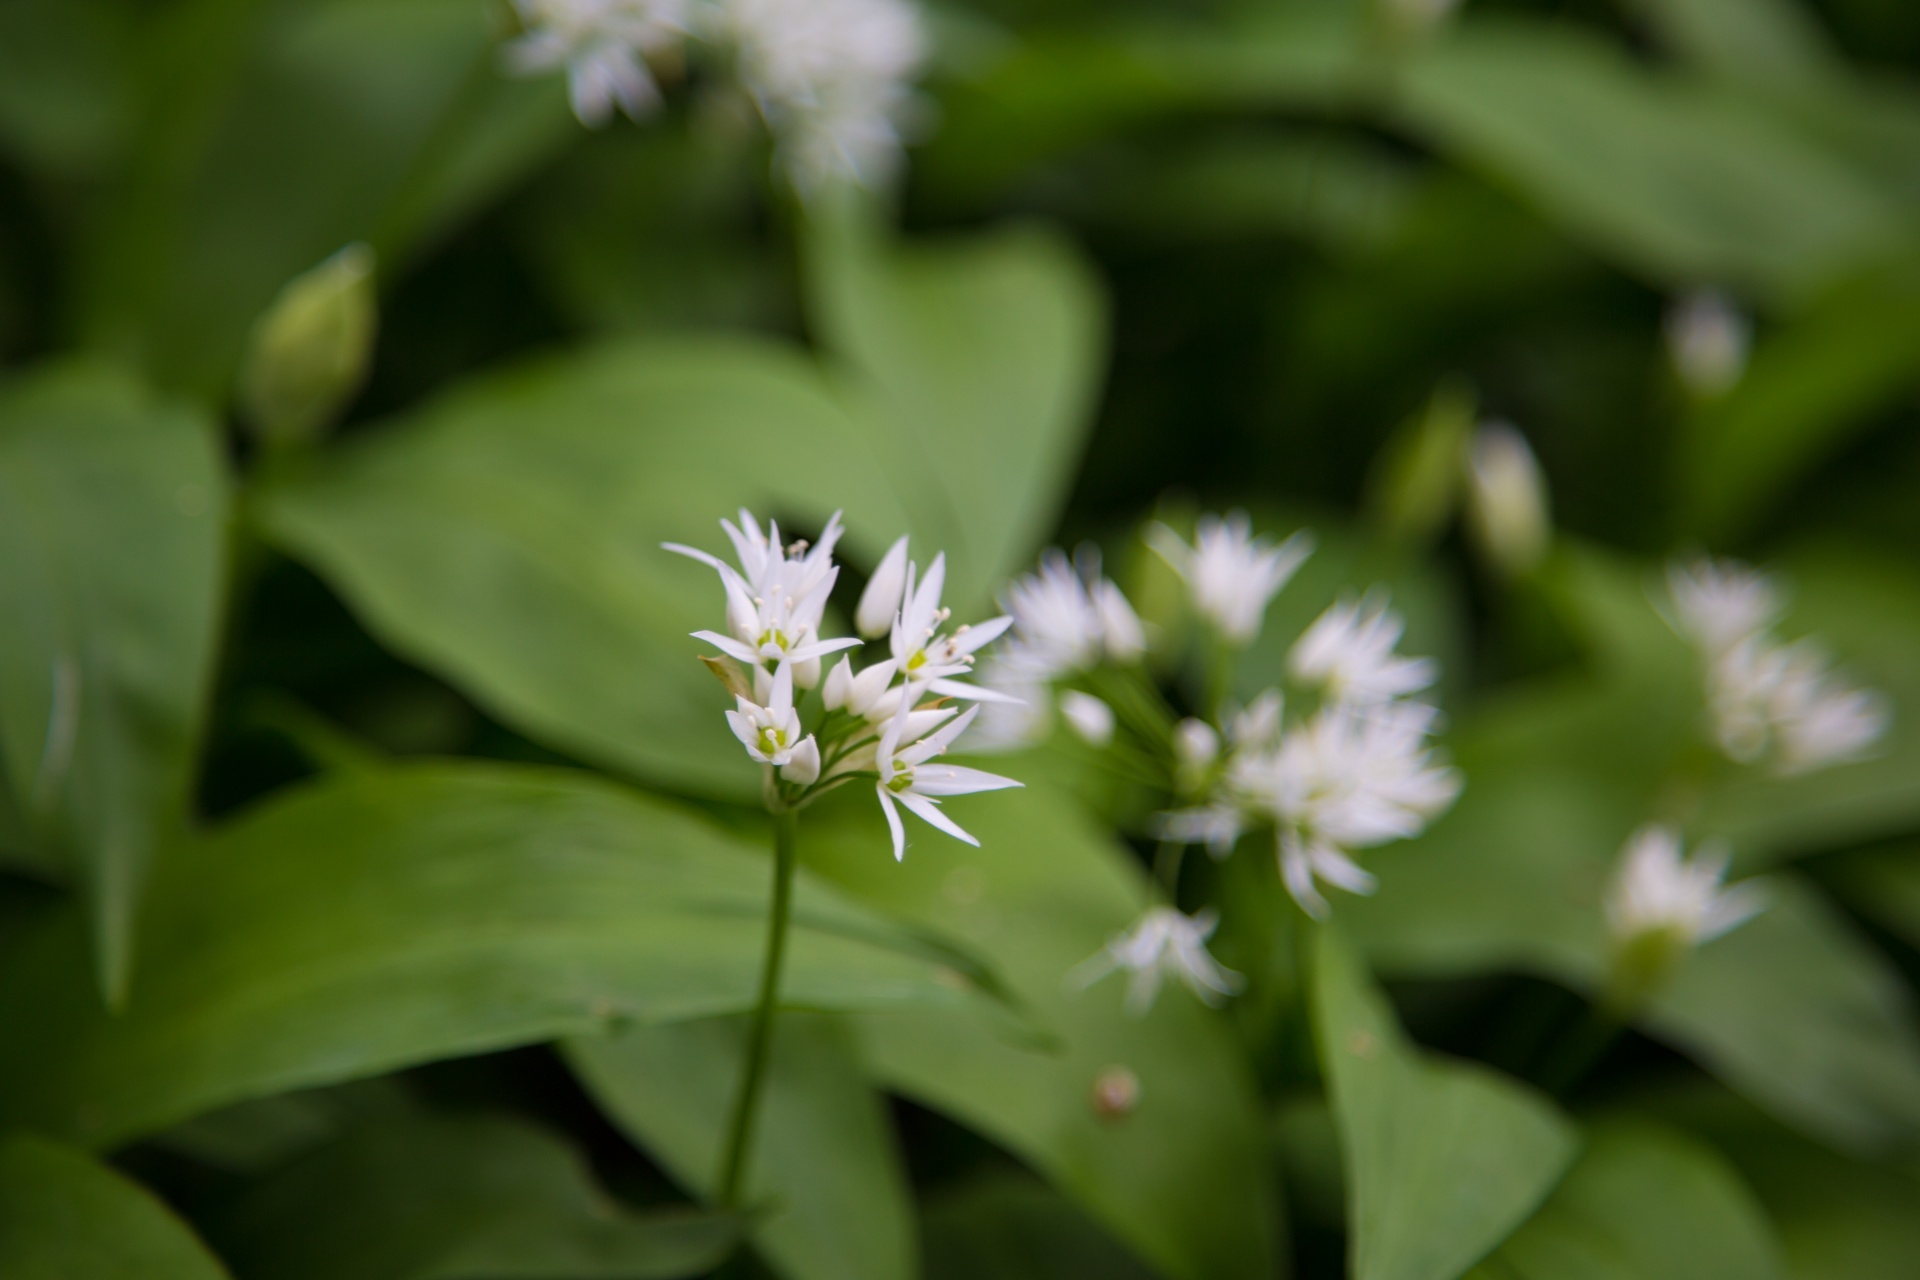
1368, 380, 1474, 546
823, 656, 855, 710
793, 654, 822, 690
240, 243, 377, 447
1665, 290, 1750, 399
1465, 421, 1551, 578
1173, 718, 1220, 792
1060, 691, 1115, 747
780, 735, 822, 785
856, 535, 911, 638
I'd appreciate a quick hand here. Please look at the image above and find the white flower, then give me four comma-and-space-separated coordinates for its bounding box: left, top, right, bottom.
889, 553, 1015, 702
1147, 513, 1312, 646
506, 0, 691, 126
1667, 558, 1781, 656
1605, 826, 1765, 948
1059, 691, 1116, 747
1666, 290, 1751, 398
1227, 690, 1284, 753
715, 0, 925, 192
1709, 636, 1889, 774
1232, 702, 1461, 917
724, 661, 821, 784
1093, 580, 1148, 662
822, 655, 898, 718
665, 509, 861, 681
1152, 804, 1245, 857
1172, 717, 1220, 791
1288, 597, 1437, 707
874, 702, 1021, 860
1465, 422, 1550, 577
1069, 907, 1243, 1016
998, 550, 1148, 679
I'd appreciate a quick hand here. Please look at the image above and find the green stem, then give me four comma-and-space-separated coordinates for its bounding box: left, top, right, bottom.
1153, 838, 1186, 902
1535, 1000, 1625, 1099
717, 808, 799, 1208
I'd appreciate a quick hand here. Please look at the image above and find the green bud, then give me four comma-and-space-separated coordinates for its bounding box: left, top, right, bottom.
1366, 380, 1475, 546
239, 244, 377, 447
1464, 420, 1552, 578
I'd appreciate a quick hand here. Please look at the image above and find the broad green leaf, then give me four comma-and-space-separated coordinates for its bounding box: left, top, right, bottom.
257, 335, 917, 801
921, 1173, 1159, 1280
0, 1134, 230, 1279
205, 1111, 740, 1280
79, 0, 574, 396
1312, 926, 1578, 1280
567, 1014, 915, 1280
1621, 0, 1837, 90
806, 208, 1107, 611
0, 362, 228, 1004
0, 761, 987, 1148
799, 774, 1281, 1280
1468, 1122, 1784, 1280
1394, 20, 1901, 299
0, 0, 131, 178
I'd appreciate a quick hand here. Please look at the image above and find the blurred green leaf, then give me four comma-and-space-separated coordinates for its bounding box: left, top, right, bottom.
1622, 0, 1837, 90
920, 1173, 1159, 1280
0, 762, 987, 1148
0, 1134, 230, 1279
568, 1014, 915, 1280
1395, 20, 1902, 299
207, 1111, 741, 1280
257, 335, 917, 801
0, 362, 228, 1006
1466, 1121, 1784, 1280
1312, 925, 1578, 1280
806, 207, 1107, 612
0, 0, 131, 178
79, 0, 574, 397
799, 774, 1282, 1280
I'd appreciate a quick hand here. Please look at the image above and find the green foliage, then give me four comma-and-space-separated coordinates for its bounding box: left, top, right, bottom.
0, 1134, 230, 1278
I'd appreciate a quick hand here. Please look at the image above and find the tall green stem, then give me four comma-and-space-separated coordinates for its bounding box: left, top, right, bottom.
717, 808, 799, 1208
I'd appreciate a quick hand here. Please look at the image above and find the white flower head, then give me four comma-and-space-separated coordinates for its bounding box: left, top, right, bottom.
1666, 290, 1751, 398
888, 553, 1015, 703
1232, 702, 1461, 917
1709, 636, 1889, 774
1605, 825, 1765, 949
506, 0, 692, 126
1148, 513, 1313, 646
997, 549, 1147, 681
1288, 597, 1437, 707
716, 0, 926, 192
1465, 421, 1550, 577
1069, 907, 1243, 1016
724, 660, 821, 784
1667, 557, 1781, 656
874, 701, 1021, 860
1059, 691, 1116, 747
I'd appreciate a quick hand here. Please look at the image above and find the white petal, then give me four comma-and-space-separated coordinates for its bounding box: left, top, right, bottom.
856, 535, 911, 638
896, 790, 980, 846
876, 786, 907, 861
780, 736, 821, 785
692, 630, 760, 664
822, 656, 855, 711
908, 764, 1023, 796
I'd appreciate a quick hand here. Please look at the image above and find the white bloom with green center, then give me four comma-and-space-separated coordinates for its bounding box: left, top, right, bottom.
506, 0, 691, 126
724, 661, 820, 784
666, 509, 860, 682
1605, 825, 1765, 949
883, 553, 1015, 701
1288, 597, 1437, 707
874, 703, 1021, 861
1070, 907, 1243, 1016
1148, 513, 1312, 646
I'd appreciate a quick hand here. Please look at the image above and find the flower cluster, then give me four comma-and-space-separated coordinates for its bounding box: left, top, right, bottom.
504, 0, 926, 191
668, 511, 1019, 858
1667, 558, 1889, 775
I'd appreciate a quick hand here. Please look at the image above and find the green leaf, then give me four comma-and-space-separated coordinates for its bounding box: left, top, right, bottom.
1311, 925, 1578, 1280
256, 335, 917, 801
567, 1014, 915, 1280
0, 1134, 230, 1279
205, 1111, 741, 1280
0, 0, 131, 179
1395, 20, 1901, 299
920, 1173, 1159, 1280
0, 761, 985, 1148
798, 775, 1282, 1280
806, 207, 1107, 611
79, 0, 574, 396
1469, 1122, 1784, 1280
0, 362, 228, 1005
1620, 0, 1837, 91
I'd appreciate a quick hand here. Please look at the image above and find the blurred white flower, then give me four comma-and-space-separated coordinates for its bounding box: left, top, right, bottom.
716, 0, 926, 191
506, 0, 691, 126
1172, 717, 1221, 791
1232, 702, 1461, 917
1288, 597, 1437, 707
1465, 422, 1551, 577
998, 549, 1145, 679
1665, 290, 1751, 398
667, 509, 861, 679
1709, 636, 1889, 774
1069, 907, 1243, 1015
1227, 690, 1285, 753
1667, 557, 1781, 656
875, 703, 1022, 860
1148, 513, 1313, 646
1605, 825, 1765, 949
1060, 691, 1116, 747
1152, 803, 1245, 858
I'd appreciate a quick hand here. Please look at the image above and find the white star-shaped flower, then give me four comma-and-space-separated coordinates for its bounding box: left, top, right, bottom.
1069, 907, 1243, 1015
1148, 513, 1312, 646
874, 702, 1021, 860
1605, 825, 1765, 949
1288, 597, 1437, 707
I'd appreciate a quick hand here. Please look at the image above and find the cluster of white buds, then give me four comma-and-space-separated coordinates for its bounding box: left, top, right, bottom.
1602, 825, 1765, 1006
971, 549, 1148, 750
668, 511, 1020, 859
1069, 908, 1243, 1017
1667, 558, 1889, 775
504, 0, 926, 192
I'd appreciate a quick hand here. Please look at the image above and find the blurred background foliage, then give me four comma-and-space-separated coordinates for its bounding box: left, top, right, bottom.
4, 0, 1920, 1277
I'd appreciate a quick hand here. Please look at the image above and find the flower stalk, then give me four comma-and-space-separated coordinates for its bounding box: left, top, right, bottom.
717, 806, 800, 1208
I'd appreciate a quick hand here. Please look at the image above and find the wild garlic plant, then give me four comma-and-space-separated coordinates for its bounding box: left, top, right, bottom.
977, 513, 1462, 1015
666, 509, 1018, 1204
